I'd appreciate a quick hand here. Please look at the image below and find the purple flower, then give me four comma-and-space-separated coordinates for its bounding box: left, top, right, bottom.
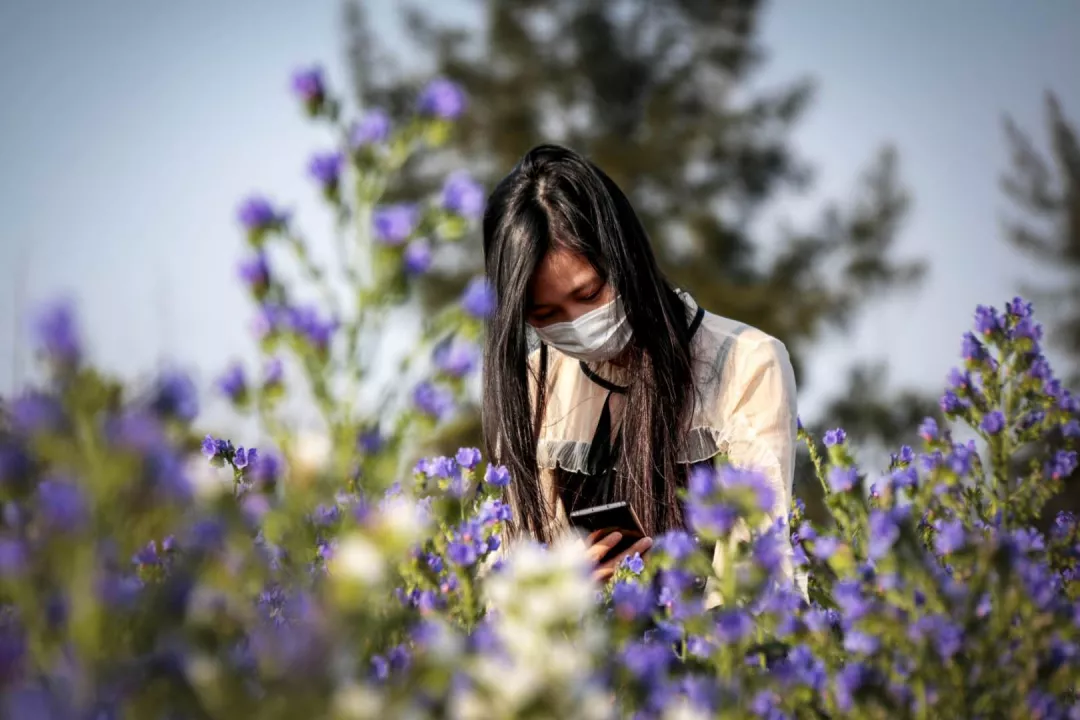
455, 447, 481, 470
412, 381, 454, 420
373, 204, 418, 246
974, 304, 1002, 336
714, 609, 753, 643
37, 478, 86, 530
133, 540, 160, 566
980, 410, 1005, 435
843, 629, 880, 655
939, 390, 965, 414
619, 640, 672, 679
151, 370, 198, 421
1013, 316, 1043, 343
653, 531, 696, 561
291, 66, 325, 104
10, 393, 63, 434
263, 356, 284, 387
1046, 450, 1077, 480
718, 465, 777, 513
460, 277, 495, 318
308, 151, 344, 189
0, 539, 27, 577
237, 196, 286, 232
418, 78, 466, 119
623, 552, 646, 575
351, 109, 390, 147
687, 502, 739, 537
1006, 296, 1033, 318
823, 428, 847, 447
403, 239, 433, 275
934, 519, 965, 555
811, 536, 840, 560
918, 417, 939, 442
828, 466, 858, 493
447, 539, 478, 566
32, 299, 80, 364
357, 429, 382, 454
867, 509, 899, 560
752, 528, 787, 576
946, 367, 969, 391
216, 363, 246, 401
961, 332, 988, 363
834, 663, 875, 712
483, 464, 510, 487
235, 447, 257, 470
238, 253, 270, 290
441, 171, 485, 218
433, 338, 479, 377
612, 581, 653, 620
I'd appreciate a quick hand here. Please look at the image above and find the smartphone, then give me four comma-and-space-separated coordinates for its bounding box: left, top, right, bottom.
567, 501, 647, 563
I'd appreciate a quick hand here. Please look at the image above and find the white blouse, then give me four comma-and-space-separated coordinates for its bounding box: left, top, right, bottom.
499, 293, 801, 606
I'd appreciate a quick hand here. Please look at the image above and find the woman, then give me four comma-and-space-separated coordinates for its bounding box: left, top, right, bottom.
481, 144, 799, 601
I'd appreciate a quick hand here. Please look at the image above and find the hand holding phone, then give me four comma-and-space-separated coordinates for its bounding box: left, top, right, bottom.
568, 501, 652, 578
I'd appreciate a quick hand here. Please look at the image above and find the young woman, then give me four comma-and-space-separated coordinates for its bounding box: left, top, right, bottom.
481, 144, 799, 601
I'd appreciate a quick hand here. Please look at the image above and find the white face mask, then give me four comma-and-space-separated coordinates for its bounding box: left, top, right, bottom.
531, 298, 632, 362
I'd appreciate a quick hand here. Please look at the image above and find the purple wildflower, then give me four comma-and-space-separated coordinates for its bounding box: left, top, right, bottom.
412, 381, 454, 420
843, 629, 880, 655
714, 609, 753, 643
238, 253, 270, 291
291, 66, 325, 105
403, 239, 433, 275
237, 196, 286, 232
433, 338, 479, 377
828, 466, 858, 493
1046, 450, 1078, 480
373, 204, 418, 246
216, 363, 246, 401
32, 299, 80, 365
939, 390, 965, 414
934, 519, 966, 555
455, 447, 481, 470
980, 410, 1005, 435
918, 417, 939, 442
460, 277, 495, 318
1006, 296, 1033, 318
350, 108, 390, 147
867, 509, 900, 560
823, 428, 847, 446
974, 305, 1002, 336
0, 539, 27, 577
418, 78, 466, 119
308, 151, 344, 189
483, 464, 510, 487
441, 171, 485, 218
151, 370, 199, 421
37, 478, 86, 530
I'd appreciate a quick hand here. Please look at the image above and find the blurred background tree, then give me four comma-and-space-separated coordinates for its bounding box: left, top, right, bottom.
1001, 91, 1080, 385
340, 0, 937, 518
1000, 90, 1080, 523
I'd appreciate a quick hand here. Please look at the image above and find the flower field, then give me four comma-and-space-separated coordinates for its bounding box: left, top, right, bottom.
0, 67, 1078, 719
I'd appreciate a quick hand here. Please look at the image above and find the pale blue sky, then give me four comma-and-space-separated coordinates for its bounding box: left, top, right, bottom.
1, 1, 1077, 430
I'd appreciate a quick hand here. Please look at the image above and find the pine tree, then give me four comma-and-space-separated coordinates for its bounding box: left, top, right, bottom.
1001, 91, 1080, 384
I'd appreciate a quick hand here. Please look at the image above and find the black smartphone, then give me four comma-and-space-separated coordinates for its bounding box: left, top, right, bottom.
567, 501, 647, 564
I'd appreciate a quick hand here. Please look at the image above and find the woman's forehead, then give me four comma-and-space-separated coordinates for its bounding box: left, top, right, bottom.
528, 248, 600, 303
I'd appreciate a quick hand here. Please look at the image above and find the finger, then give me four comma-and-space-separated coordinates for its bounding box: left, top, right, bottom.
585, 528, 609, 544
585, 532, 622, 562
600, 536, 653, 570
592, 566, 614, 583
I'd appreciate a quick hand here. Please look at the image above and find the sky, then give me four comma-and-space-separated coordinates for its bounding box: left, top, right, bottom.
1, 0, 1077, 433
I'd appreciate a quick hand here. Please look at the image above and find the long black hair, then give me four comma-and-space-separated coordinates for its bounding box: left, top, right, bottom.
481, 144, 697, 543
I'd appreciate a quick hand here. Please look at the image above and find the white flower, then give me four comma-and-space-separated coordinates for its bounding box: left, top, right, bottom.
185, 653, 220, 690
377, 494, 430, 548
331, 534, 386, 586
333, 681, 384, 719
294, 430, 331, 474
